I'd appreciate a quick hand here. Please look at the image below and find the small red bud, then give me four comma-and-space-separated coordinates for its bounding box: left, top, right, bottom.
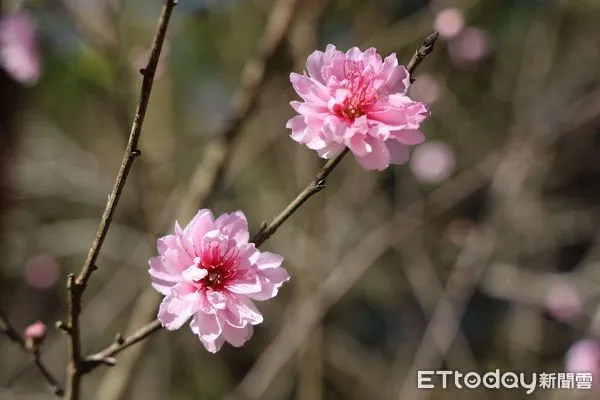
24, 321, 47, 351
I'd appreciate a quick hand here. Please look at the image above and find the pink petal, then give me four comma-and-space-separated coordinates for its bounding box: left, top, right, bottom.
289, 73, 330, 104
226, 273, 262, 294
316, 141, 346, 159
256, 252, 284, 270
206, 289, 228, 310
187, 209, 216, 240
355, 138, 390, 171
386, 140, 410, 165
158, 295, 195, 330
181, 265, 207, 282
390, 129, 425, 145
148, 257, 178, 295
157, 235, 177, 256
162, 247, 193, 275
384, 65, 411, 94
247, 279, 276, 301
191, 312, 224, 353
346, 135, 371, 157
222, 324, 253, 347
229, 297, 263, 325
306, 49, 325, 83
215, 211, 249, 245
261, 267, 290, 287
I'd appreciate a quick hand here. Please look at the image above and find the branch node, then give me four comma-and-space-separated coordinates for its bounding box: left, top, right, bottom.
55, 321, 70, 334
115, 332, 125, 345
131, 149, 142, 157
139, 68, 146, 76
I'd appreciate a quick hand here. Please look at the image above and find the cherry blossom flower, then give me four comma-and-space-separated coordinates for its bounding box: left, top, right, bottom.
149, 209, 289, 353
0, 10, 41, 85
287, 45, 430, 171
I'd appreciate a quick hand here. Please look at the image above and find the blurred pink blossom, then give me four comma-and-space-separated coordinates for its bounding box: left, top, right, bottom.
546, 283, 582, 323
24, 254, 60, 290
0, 10, 41, 85
448, 27, 490, 65
24, 321, 47, 350
410, 141, 455, 183
149, 209, 290, 353
566, 339, 600, 388
434, 8, 465, 39
409, 74, 440, 104
287, 45, 430, 171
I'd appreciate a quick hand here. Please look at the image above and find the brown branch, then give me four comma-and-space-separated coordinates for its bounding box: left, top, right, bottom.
82, 319, 162, 371
406, 32, 439, 79
60, 1, 178, 399
77, 31, 439, 379
0, 311, 63, 396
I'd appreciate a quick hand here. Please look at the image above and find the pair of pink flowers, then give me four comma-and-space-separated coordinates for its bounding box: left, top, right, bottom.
149, 45, 430, 352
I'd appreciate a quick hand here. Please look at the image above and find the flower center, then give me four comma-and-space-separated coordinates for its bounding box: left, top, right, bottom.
196, 242, 238, 290
333, 60, 380, 122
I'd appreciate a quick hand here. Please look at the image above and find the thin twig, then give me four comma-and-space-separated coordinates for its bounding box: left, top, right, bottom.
78, 31, 439, 378
0, 311, 63, 396
251, 147, 350, 246
406, 32, 439, 79
82, 320, 162, 371
60, 1, 177, 399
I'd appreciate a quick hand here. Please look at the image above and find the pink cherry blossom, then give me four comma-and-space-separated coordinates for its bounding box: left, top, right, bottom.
287, 45, 430, 171
149, 209, 289, 353
0, 10, 41, 85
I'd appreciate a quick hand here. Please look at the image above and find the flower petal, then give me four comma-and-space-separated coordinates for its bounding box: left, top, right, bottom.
181, 265, 208, 282
355, 138, 390, 171
158, 295, 195, 330
215, 211, 249, 245
255, 252, 284, 270
191, 312, 224, 353
386, 139, 410, 165
222, 323, 253, 347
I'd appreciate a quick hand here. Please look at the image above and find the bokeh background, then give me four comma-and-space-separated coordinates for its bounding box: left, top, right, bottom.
2, 0, 600, 399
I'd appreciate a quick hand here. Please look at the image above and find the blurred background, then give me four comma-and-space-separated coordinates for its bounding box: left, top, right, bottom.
2, 0, 600, 399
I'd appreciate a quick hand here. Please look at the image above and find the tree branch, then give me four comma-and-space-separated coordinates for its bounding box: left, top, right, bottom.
76, 31, 439, 377
0, 311, 63, 396
61, 1, 178, 399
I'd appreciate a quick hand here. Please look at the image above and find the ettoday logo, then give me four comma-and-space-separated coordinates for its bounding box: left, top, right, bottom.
417, 370, 593, 394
